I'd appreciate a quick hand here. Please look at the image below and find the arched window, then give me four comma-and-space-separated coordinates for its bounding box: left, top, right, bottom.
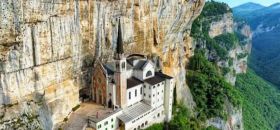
146, 70, 152, 77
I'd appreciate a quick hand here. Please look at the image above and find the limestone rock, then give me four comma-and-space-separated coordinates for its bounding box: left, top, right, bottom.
208, 13, 234, 38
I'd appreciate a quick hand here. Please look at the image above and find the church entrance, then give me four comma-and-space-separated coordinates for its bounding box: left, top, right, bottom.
98, 89, 102, 104
99, 95, 102, 104
108, 99, 112, 108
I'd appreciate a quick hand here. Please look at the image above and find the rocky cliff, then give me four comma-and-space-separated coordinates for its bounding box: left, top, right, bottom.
209, 13, 251, 85
208, 13, 233, 38
0, 0, 205, 129
200, 12, 251, 85
190, 5, 252, 130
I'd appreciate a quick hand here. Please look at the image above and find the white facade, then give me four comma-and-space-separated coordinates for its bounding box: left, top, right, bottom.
164, 78, 175, 121
124, 105, 165, 130
91, 55, 174, 130
126, 84, 143, 107
142, 62, 155, 80
88, 110, 123, 130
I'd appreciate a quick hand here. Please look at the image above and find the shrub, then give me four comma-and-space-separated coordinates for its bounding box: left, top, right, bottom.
72, 104, 80, 112
237, 53, 248, 59
63, 117, 68, 122
145, 123, 164, 130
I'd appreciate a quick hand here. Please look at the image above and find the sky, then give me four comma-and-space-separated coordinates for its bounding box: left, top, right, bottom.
214, 0, 280, 7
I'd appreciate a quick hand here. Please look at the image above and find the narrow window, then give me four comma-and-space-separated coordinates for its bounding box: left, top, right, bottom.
129, 92, 131, 99
140, 87, 143, 94
122, 62, 125, 69
135, 89, 137, 97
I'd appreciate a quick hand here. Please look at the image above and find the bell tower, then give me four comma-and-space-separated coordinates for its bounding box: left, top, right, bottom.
114, 19, 127, 108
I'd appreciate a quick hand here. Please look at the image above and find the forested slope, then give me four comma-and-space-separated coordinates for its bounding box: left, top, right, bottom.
236, 70, 280, 130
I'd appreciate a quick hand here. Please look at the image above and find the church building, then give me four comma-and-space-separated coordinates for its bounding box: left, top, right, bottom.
89, 19, 175, 130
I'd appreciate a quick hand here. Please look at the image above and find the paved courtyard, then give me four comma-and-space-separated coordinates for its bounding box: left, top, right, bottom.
63, 102, 111, 130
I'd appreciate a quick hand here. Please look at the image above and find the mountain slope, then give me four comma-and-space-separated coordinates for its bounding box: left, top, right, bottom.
234, 2, 280, 29
236, 69, 280, 130
233, 3, 280, 88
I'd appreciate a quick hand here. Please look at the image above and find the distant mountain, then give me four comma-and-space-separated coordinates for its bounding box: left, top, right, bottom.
268, 2, 280, 9
234, 3, 280, 88
233, 2, 265, 17
234, 2, 280, 29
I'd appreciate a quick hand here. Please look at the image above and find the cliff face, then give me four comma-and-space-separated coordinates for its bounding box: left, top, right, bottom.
0, 0, 205, 129
0, 0, 81, 129
208, 13, 233, 38
208, 13, 251, 85
196, 12, 252, 130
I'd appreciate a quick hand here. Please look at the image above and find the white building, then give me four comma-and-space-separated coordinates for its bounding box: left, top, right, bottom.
90, 19, 174, 130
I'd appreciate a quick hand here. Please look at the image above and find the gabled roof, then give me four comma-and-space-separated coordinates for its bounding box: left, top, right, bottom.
155, 72, 173, 79
134, 60, 147, 70
127, 63, 133, 70
144, 75, 165, 85
144, 72, 173, 85
103, 61, 133, 76
103, 62, 115, 75
94, 60, 108, 77
127, 77, 144, 89
127, 59, 153, 70
140, 60, 152, 70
